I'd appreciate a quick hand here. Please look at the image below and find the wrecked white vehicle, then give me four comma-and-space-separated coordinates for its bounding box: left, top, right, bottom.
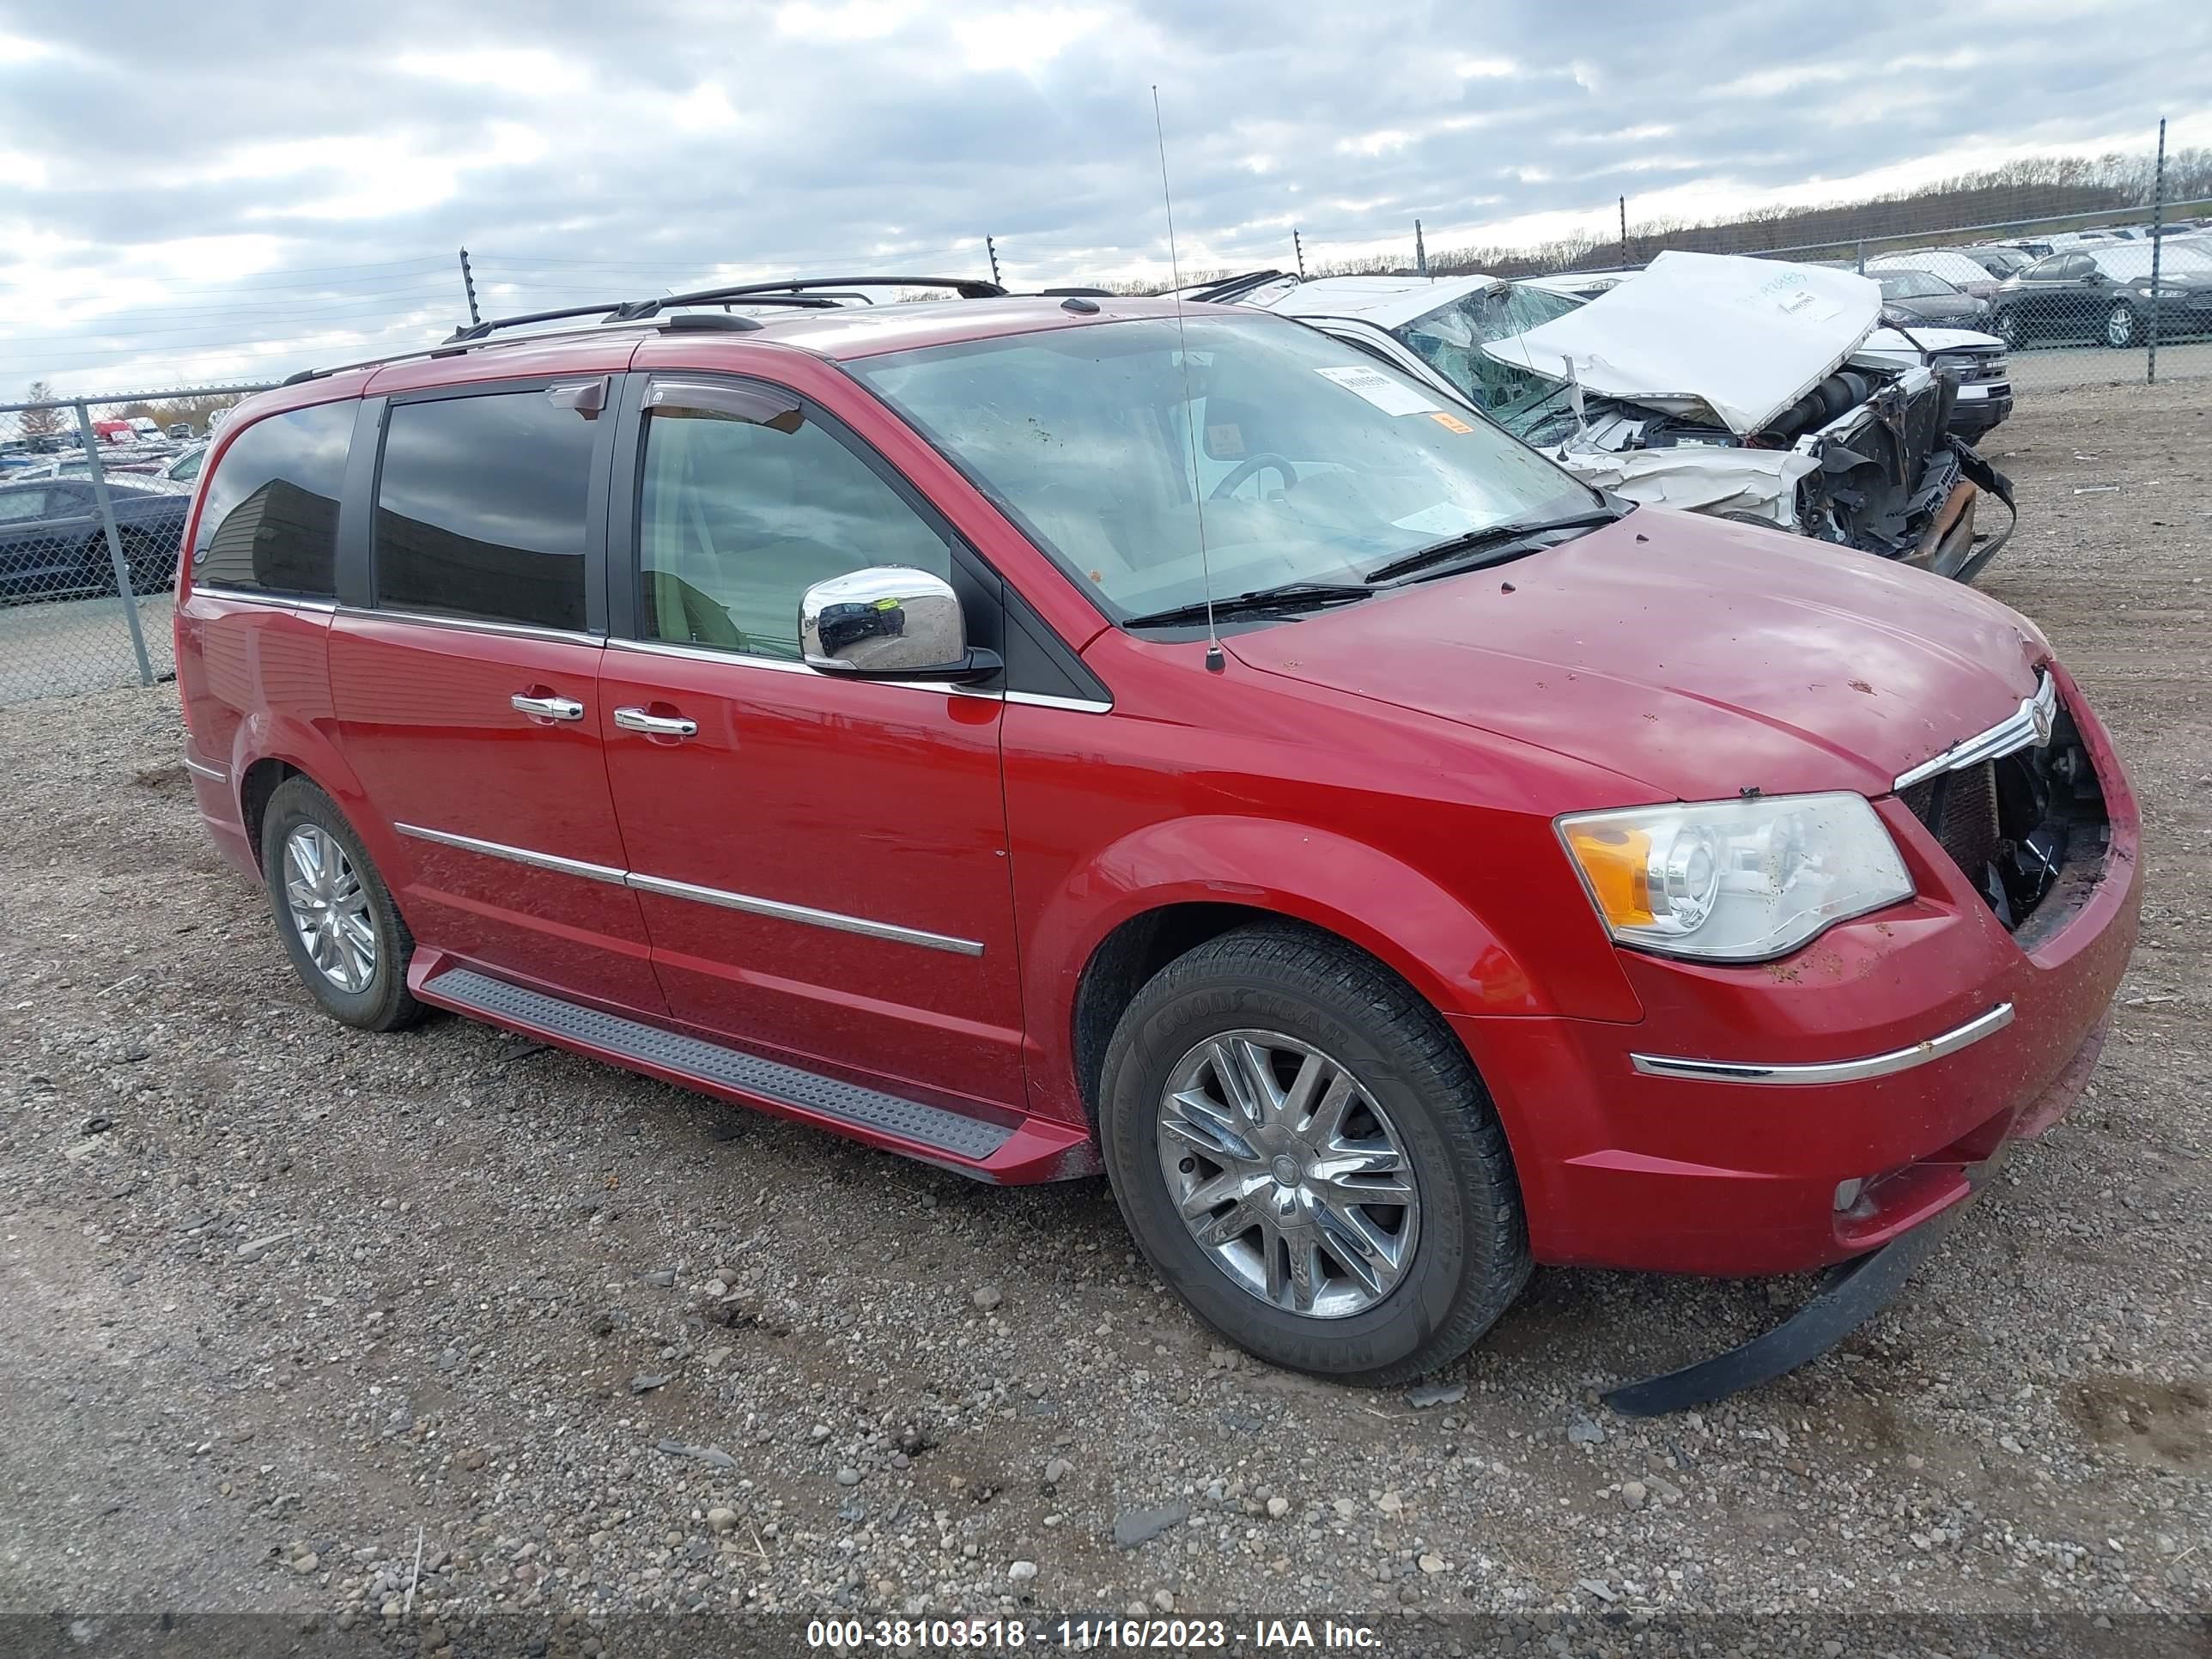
1231, 252, 2014, 582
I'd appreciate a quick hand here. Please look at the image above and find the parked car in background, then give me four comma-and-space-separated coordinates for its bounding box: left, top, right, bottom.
14, 448, 173, 481
163, 443, 209, 484
1873, 269, 1991, 327
0, 473, 190, 602
1991, 241, 2212, 348
1867, 247, 2006, 301
1249, 253, 2008, 580
173, 279, 2135, 1396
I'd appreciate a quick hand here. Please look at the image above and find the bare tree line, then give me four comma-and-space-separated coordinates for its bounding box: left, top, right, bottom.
1109, 148, 2212, 292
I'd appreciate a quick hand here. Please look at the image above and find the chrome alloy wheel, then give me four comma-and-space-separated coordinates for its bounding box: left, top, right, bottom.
282, 823, 374, 993
1155, 1030, 1420, 1319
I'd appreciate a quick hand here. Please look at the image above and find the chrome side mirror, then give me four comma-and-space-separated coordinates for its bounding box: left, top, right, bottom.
799, 567, 1000, 683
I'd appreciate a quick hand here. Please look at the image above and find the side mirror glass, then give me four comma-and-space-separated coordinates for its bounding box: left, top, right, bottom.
799, 567, 999, 683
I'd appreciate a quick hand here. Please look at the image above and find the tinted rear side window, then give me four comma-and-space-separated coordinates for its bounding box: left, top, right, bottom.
192, 402, 352, 597
374, 389, 596, 631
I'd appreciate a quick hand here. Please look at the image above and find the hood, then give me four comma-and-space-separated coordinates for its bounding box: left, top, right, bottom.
1888, 295, 1986, 322
1478, 251, 1882, 437
1224, 507, 2045, 803
1864, 325, 2003, 354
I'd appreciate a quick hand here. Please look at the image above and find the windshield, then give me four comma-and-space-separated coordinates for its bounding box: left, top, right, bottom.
1877, 271, 1955, 299
850, 314, 1596, 623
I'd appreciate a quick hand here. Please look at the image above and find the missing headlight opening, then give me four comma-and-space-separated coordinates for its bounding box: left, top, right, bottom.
1899, 701, 2111, 933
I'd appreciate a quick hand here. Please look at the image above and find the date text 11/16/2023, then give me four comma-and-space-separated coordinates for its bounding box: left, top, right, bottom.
804, 1616, 1383, 1650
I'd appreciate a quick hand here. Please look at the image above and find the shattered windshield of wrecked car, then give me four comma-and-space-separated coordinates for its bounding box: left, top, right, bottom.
1395, 285, 1588, 440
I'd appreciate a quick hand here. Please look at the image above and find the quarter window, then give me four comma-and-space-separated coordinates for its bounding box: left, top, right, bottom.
375, 388, 599, 631
637, 390, 952, 659
191, 401, 351, 597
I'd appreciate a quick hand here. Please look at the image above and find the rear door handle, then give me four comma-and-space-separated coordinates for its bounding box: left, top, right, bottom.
613, 706, 699, 738
512, 693, 586, 721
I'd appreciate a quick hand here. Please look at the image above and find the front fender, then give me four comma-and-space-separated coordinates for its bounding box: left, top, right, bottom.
1021, 814, 1644, 1122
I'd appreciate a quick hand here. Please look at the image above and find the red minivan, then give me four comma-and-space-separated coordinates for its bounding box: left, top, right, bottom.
173, 281, 2138, 1401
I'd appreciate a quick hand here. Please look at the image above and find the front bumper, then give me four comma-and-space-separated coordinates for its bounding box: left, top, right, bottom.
1948, 384, 2013, 437
1463, 660, 2140, 1277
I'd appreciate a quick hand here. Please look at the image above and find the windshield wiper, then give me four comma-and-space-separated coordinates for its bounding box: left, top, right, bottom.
1362, 507, 1622, 585
1120, 581, 1374, 629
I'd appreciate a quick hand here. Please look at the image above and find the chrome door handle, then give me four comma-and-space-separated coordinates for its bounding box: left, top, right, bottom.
613, 706, 699, 738
512, 693, 586, 721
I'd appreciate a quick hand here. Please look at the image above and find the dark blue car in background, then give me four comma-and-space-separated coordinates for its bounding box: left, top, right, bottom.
0, 475, 191, 605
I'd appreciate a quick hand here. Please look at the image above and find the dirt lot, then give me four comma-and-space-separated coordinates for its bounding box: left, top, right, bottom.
0, 382, 2206, 1650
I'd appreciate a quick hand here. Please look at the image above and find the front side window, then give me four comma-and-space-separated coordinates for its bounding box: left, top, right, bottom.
191, 400, 351, 597
637, 390, 951, 659
375, 388, 597, 631
852, 313, 1594, 623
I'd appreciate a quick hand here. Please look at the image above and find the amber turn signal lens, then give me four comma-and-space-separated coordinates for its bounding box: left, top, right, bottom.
1562, 824, 1654, 927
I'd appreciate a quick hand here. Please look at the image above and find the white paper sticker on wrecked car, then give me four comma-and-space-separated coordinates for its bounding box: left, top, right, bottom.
1316, 366, 1441, 416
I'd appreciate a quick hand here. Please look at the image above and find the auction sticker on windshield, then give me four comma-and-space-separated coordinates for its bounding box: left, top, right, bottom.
1315, 365, 1441, 417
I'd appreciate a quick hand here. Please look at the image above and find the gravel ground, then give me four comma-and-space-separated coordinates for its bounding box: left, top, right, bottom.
0, 381, 2205, 1650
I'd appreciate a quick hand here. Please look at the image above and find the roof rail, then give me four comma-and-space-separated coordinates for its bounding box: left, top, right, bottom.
1181, 270, 1291, 306
447, 274, 1006, 343
276, 273, 1010, 389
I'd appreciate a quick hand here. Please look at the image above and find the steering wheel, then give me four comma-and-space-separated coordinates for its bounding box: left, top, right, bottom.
1209, 453, 1298, 501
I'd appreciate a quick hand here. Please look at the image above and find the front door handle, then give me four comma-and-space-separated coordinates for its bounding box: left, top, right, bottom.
512, 693, 586, 721
613, 706, 699, 738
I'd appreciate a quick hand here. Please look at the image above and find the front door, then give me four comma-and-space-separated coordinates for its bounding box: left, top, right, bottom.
596, 373, 1026, 1112
329, 380, 665, 1015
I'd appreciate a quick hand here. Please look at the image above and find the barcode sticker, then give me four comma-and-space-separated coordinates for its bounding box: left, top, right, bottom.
1315, 366, 1442, 417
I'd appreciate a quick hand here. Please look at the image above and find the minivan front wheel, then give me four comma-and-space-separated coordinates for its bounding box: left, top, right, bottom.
260, 776, 422, 1031
1099, 923, 1528, 1384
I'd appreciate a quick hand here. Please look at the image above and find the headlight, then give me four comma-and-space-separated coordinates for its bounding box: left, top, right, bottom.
1557, 793, 1911, 962
2145, 286, 2187, 299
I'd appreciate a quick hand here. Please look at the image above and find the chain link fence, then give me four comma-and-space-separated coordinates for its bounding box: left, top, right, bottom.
1727, 201, 2212, 393
0, 386, 271, 705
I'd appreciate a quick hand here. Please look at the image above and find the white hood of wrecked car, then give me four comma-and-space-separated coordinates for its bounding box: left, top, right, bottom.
1480, 252, 1883, 437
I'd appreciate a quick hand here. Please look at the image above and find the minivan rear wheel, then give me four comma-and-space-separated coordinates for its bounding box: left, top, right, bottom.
1098, 922, 1528, 1384
260, 776, 422, 1032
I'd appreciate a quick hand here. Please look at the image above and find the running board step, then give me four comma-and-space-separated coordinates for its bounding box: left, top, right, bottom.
426, 967, 1014, 1163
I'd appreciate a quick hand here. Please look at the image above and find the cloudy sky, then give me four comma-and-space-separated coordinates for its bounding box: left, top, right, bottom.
3, 0, 2209, 398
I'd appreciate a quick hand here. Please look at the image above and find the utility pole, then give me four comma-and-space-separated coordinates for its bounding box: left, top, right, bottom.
1414, 219, 1428, 277
458, 248, 481, 327
1292, 228, 1305, 279
1619, 197, 1629, 268
986, 236, 1002, 286
2148, 118, 2167, 386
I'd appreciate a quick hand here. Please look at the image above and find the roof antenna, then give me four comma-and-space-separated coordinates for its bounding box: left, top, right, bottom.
1153, 84, 1224, 673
